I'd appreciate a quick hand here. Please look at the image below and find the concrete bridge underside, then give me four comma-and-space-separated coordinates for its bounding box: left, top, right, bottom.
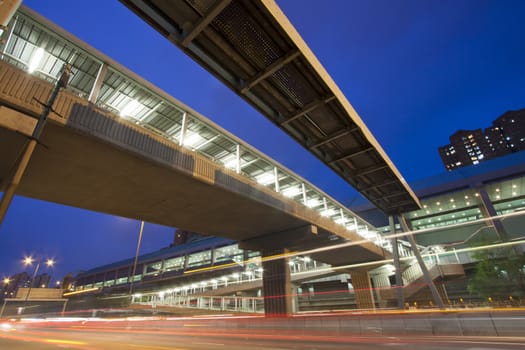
0, 62, 387, 314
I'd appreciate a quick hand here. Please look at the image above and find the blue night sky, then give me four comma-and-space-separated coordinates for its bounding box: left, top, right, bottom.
1, 0, 524, 282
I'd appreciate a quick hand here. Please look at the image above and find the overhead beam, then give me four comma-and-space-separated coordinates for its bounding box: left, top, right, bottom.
240, 50, 300, 94
383, 199, 418, 212
308, 126, 359, 149
328, 146, 374, 164
359, 179, 399, 192
380, 190, 410, 200
181, 0, 232, 47
281, 95, 335, 126
348, 163, 389, 177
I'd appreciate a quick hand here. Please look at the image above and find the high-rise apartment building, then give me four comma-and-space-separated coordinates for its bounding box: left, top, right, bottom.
439, 108, 525, 170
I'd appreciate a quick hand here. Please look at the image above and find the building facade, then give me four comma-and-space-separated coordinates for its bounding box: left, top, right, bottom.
439, 108, 525, 170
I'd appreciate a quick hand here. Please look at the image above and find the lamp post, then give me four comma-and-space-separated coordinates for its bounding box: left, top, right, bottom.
22, 256, 54, 312
0, 277, 11, 318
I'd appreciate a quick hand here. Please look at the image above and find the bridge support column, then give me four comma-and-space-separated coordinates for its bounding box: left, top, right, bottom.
477, 187, 511, 243
350, 269, 375, 310
398, 214, 445, 309
389, 215, 405, 309
261, 248, 292, 317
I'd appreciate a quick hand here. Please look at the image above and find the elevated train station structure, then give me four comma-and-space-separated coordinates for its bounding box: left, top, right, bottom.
2, 1, 520, 315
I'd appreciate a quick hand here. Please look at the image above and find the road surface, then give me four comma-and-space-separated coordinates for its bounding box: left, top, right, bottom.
1, 317, 524, 349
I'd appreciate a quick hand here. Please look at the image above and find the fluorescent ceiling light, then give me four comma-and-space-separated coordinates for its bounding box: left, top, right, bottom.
282, 186, 301, 198
120, 99, 144, 118
335, 217, 346, 225
222, 155, 239, 170
321, 208, 335, 217
256, 172, 274, 185
183, 133, 205, 148
306, 198, 321, 208
28, 47, 45, 73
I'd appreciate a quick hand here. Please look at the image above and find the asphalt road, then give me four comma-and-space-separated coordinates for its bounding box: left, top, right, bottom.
1, 319, 525, 349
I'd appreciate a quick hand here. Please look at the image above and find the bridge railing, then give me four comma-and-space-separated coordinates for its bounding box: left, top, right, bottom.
133, 294, 264, 314
0, 6, 395, 253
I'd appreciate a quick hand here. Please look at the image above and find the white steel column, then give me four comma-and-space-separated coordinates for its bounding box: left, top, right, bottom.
88, 62, 108, 103
389, 215, 404, 309
235, 144, 241, 174
274, 167, 280, 192
301, 183, 307, 206
179, 112, 188, 146
398, 214, 445, 309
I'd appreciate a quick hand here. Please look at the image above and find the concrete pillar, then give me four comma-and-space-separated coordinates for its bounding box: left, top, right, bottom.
350, 269, 375, 310
261, 248, 292, 317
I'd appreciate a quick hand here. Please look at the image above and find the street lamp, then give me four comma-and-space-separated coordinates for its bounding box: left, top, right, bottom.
22, 256, 55, 312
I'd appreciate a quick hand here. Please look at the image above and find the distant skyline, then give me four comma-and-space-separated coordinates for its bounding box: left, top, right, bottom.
1, 0, 525, 281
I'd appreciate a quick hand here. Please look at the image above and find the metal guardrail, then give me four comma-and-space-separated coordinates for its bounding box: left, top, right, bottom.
133, 295, 264, 314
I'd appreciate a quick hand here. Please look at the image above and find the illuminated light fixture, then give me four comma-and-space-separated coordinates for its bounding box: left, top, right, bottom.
426, 210, 430, 214
28, 47, 45, 73
512, 191, 517, 196
496, 195, 500, 199
183, 133, 205, 148
222, 155, 238, 170
512, 184, 517, 189
321, 208, 335, 217
423, 204, 428, 208
63, 287, 99, 297
466, 201, 470, 205
335, 217, 346, 225
475, 193, 479, 197
120, 99, 142, 118
282, 186, 301, 198
452, 204, 456, 208
256, 172, 274, 185
496, 188, 500, 192
450, 198, 454, 202
465, 195, 469, 199
436, 201, 440, 205
306, 198, 321, 208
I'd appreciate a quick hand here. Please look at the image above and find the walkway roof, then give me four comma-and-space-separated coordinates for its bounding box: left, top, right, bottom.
120, 0, 421, 214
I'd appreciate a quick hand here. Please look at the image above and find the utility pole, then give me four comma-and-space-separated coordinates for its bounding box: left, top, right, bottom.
0, 63, 71, 226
